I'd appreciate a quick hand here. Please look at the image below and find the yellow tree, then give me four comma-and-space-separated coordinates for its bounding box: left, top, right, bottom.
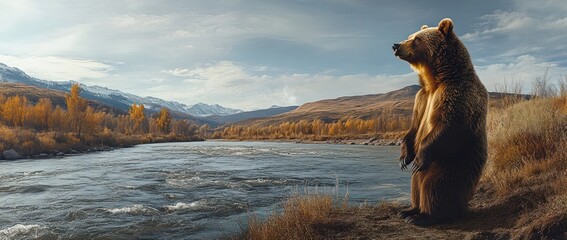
35, 98, 52, 130
50, 105, 66, 132
2, 96, 27, 126
83, 106, 103, 138
156, 107, 171, 134
66, 84, 88, 136
129, 103, 145, 134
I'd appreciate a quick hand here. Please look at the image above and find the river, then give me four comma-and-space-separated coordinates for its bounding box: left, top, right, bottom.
0, 141, 410, 239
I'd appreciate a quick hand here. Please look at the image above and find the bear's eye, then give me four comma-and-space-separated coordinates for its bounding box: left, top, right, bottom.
414, 37, 421, 42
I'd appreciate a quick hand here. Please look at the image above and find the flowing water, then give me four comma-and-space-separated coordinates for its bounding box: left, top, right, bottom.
0, 141, 410, 239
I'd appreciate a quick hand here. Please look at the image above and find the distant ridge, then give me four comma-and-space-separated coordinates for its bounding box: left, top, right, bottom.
0, 62, 241, 117
234, 85, 419, 126
205, 106, 299, 125
231, 85, 527, 127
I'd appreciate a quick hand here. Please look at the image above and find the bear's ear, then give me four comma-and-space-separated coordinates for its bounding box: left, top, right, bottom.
421, 25, 429, 30
438, 18, 453, 36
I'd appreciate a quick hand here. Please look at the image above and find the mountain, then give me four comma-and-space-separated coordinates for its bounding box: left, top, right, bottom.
205, 106, 298, 125
0, 82, 125, 114
236, 85, 419, 126
186, 103, 241, 117
0, 62, 240, 117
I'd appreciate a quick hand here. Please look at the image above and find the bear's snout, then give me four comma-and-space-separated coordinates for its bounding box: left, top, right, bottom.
392, 43, 400, 51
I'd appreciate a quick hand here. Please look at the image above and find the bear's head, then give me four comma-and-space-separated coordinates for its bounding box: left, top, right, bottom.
392, 18, 454, 65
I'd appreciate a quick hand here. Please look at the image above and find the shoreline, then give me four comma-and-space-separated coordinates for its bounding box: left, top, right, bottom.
208, 137, 402, 146
0, 138, 205, 162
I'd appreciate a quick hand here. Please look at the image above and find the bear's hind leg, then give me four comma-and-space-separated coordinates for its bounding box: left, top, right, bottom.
399, 172, 422, 219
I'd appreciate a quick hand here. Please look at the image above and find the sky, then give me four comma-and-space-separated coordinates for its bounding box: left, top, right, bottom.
0, 0, 566, 110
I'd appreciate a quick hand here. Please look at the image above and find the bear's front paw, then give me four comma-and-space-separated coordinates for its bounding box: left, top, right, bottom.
399, 153, 414, 171
411, 161, 428, 173
411, 155, 431, 173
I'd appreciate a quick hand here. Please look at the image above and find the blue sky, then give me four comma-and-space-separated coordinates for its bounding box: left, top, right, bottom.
0, 0, 566, 110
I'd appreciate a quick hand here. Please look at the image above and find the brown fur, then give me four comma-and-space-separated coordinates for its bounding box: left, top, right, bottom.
394, 18, 488, 226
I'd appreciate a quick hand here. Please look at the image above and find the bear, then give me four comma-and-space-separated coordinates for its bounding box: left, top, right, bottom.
392, 18, 488, 226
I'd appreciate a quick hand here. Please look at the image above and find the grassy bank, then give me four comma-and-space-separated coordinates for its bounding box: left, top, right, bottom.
0, 125, 203, 159
0, 84, 204, 159
237, 95, 567, 239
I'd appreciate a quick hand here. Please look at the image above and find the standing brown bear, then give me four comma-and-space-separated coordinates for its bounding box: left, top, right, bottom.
392, 18, 488, 226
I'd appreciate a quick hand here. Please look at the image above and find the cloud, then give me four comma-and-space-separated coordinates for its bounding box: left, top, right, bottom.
0, 0, 39, 31
462, 3, 567, 64
475, 54, 567, 93
0, 55, 114, 81
161, 68, 193, 77
157, 61, 416, 110
153, 57, 567, 110
111, 14, 170, 28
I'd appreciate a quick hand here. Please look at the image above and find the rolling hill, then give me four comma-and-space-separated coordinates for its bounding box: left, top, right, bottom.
231, 85, 529, 127
235, 85, 419, 126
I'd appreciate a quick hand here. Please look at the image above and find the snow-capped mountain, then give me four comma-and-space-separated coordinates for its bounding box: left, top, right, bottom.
186, 103, 241, 117
0, 62, 241, 116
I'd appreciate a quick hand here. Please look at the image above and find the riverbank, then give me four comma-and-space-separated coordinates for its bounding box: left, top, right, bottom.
237, 96, 567, 239
210, 137, 402, 146
0, 127, 204, 161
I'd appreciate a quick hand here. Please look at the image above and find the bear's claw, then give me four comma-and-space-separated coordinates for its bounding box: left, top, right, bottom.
399, 153, 415, 171
404, 213, 439, 226
398, 208, 420, 219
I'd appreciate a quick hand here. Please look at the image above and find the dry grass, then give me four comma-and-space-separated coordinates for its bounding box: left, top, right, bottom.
484, 96, 567, 195
0, 124, 199, 158
482, 93, 567, 238
239, 194, 334, 240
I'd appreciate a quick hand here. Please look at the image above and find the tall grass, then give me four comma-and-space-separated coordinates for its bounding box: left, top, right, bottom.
241, 194, 334, 240
484, 75, 567, 238
485, 85, 567, 195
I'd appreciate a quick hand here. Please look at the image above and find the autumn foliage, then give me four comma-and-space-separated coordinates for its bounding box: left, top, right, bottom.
0, 84, 202, 157
214, 116, 410, 141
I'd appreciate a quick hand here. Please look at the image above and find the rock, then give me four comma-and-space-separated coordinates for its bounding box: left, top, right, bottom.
38, 153, 49, 158
70, 149, 79, 154
3, 149, 21, 160
368, 137, 378, 142
349, 142, 356, 145
56, 152, 65, 156
363, 142, 369, 145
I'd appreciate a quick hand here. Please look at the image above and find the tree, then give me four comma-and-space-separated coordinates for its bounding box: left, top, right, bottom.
156, 108, 171, 134
66, 84, 88, 136
199, 124, 210, 138
83, 106, 103, 138
35, 98, 52, 130
50, 105, 66, 132
1, 96, 27, 127
129, 103, 145, 134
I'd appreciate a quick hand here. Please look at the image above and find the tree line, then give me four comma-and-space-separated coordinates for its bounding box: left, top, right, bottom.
212, 115, 411, 140
0, 84, 203, 156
